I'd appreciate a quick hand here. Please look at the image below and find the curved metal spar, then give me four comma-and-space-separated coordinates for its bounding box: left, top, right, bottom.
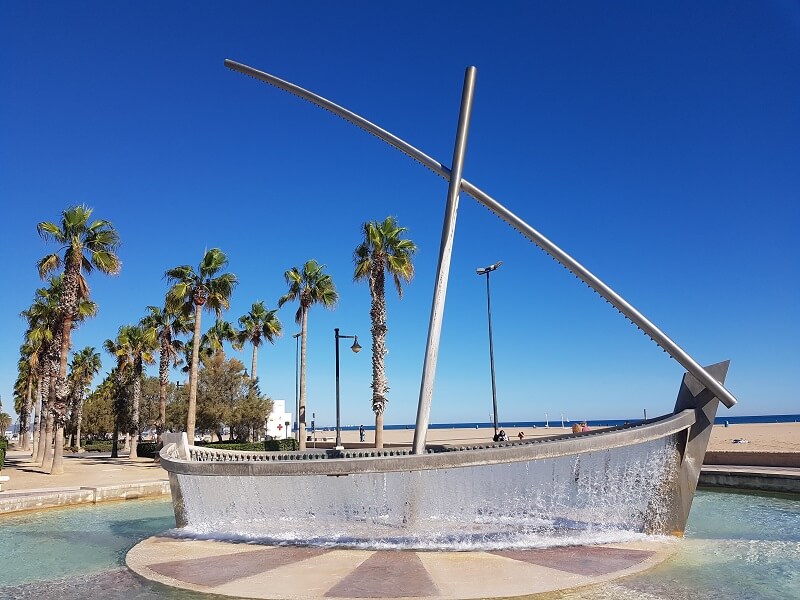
224, 59, 737, 409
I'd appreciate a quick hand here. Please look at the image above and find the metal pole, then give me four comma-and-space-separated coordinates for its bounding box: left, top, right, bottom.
335, 328, 342, 449
413, 66, 477, 454
225, 59, 738, 410
485, 270, 499, 436
294, 332, 300, 441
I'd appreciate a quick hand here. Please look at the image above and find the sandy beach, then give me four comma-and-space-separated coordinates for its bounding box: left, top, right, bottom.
330, 422, 800, 454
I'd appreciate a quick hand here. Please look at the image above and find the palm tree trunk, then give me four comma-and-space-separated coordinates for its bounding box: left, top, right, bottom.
31, 377, 42, 459
42, 411, 54, 472
298, 307, 308, 451
22, 377, 34, 451
75, 395, 84, 452
51, 320, 70, 475
187, 303, 203, 442
111, 418, 119, 458
251, 344, 258, 382
50, 424, 65, 474
158, 339, 169, 434
34, 361, 50, 463
370, 263, 389, 448
129, 363, 141, 459
374, 411, 384, 449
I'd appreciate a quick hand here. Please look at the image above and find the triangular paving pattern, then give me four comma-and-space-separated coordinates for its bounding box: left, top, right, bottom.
490, 546, 655, 576
324, 551, 440, 598
149, 546, 331, 587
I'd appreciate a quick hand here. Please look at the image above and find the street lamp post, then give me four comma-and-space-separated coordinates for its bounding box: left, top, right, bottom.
334, 328, 361, 449
476, 261, 502, 437
293, 332, 301, 441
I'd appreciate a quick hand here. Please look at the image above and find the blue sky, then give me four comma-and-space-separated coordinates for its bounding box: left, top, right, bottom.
1, 1, 798, 427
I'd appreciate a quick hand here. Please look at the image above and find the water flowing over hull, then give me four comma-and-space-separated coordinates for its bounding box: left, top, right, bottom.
160, 407, 710, 549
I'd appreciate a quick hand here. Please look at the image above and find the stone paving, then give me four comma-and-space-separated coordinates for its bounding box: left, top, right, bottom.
0, 448, 169, 514
126, 535, 675, 599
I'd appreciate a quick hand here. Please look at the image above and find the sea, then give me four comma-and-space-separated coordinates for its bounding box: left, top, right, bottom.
325, 413, 800, 432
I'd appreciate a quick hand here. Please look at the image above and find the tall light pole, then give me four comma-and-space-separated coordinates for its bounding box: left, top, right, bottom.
334, 328, 361, 449
293, 332, 301, 441
476, 261, 502, 437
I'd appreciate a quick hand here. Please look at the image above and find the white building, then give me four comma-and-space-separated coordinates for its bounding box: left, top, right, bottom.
265, 400, 292, 439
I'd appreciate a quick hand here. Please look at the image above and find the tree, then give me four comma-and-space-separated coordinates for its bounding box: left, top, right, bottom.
202, 319, 238, 356
278, 259, 338, 450
22, 277, 62, 467
37, 205, 120, 474
195, 354, 272, 442
354, 217, 416, 448
111, 325, 156, 459
82, 376, 116, 441
140, 306, 190, 434
0, 412, 11, 436
237, 301, 282, 382
103, 337, 135, 458
66, 347, 102, 451
15, 344, 38, 451
165, 248, 237, 442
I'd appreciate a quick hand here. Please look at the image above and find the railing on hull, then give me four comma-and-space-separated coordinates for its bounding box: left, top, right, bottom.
160, 409, 696, 477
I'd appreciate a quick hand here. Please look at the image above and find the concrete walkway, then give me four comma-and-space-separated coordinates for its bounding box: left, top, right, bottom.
0, 448, 169, 514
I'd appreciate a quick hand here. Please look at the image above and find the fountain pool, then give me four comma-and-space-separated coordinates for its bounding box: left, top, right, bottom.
0, 490, 797, 599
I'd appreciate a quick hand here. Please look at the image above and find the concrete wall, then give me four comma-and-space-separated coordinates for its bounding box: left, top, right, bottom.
704, 451, 800, 468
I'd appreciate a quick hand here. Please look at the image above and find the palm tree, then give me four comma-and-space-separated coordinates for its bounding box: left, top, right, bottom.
16, 343, 39, 451
237, 301, 282, 382
37, 205, 120, 474
140, 306, 190, 434
22, 279, 60, 466
0, 413, 11, 436
278, 259, 338, 450
202, 319, 239, 357
103, 338, 129, 459
353, 217, 416, 448
165, 248, 237, 442
112, 325, 156, 459
67, 347, 102, 451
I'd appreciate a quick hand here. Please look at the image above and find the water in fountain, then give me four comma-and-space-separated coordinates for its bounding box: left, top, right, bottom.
175, 436, 680, 549
0, 490, 798, 599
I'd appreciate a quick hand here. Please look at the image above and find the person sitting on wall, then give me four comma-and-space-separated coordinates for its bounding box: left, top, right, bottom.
581, 421, 590, 432
517, 431, 524, 440
572, 422, 582, 434
498, 429, 509, 442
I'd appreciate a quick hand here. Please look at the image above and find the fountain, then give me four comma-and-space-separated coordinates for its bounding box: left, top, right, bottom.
2, 490, 797, 599
157, 61, 736, 548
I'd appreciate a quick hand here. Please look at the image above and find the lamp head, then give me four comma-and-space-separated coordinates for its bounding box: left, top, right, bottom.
476, 261, 503, 275
350, 337, 362, 353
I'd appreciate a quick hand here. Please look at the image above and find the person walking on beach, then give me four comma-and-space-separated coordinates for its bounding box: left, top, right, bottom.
359, 425, 365, 442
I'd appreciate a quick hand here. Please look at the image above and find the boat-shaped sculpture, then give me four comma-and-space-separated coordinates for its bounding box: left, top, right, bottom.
160, 61, 736, 548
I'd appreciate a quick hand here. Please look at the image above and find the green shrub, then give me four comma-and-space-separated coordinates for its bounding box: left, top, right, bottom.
137, 442, 160, 458
0, 437, 7, 470
265, 438, 299, 451
83, 441, 114, 452
198, 441, 265, 451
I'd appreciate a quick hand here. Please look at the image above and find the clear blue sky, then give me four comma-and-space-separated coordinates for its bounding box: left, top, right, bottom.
1, 1, 798, 427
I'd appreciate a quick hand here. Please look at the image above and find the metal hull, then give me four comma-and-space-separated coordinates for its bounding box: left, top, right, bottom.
160, 408, 706, 546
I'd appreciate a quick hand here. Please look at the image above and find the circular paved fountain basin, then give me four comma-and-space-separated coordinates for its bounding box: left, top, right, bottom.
126, 536, 675, 599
